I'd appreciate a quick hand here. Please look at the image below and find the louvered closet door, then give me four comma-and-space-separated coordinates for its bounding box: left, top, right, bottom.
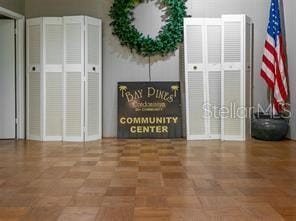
85, 17, 102, 141
221, 15, 245, 141
43, 18, 63, 141
27, 19, 42, 140
63, 16, 84, 141
184, 18, 207, 140
205, 19, 222, 139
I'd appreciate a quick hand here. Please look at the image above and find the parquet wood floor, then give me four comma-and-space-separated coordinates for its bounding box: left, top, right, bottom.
0, 139, 295, 220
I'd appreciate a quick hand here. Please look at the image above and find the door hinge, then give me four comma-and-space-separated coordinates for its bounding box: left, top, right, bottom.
14, 28, 17, 35
15, 118, 19, 125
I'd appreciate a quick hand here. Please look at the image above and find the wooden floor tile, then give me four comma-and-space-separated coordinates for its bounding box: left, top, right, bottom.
134, 207, 170, 221
57, 207, 99, 221
198, 196, 238, 209
110, 178, 137, 187
169, 208, 208, 221
135, 196, 168, 207
162, 172, 188, 179
105, 187, 136, 196
0, 207, 28, 221
34, 196, 72, 207
69, 193, 103, 207
101, 196, 135, 207
21, 206, 63, 221
96, 207, 133, 221
239, 203, 286, 220
166, 196, 201, 208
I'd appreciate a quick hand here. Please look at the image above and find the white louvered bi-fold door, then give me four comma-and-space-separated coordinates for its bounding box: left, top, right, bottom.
85, 17, 102, 141
63, 16, 85, 142
205, 19, 222, 139
221, 15, 248, 141
184, 18, 207, 140
43, 18, 63, 141
184, 15, 252, 141
27, 18, 42, 141
27, 16, 102, 142
185, 19, 222, 140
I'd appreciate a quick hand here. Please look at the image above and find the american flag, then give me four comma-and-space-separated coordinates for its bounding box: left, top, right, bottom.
260, 0, 288, 113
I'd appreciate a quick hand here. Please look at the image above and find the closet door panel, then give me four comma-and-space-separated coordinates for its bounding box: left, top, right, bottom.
205, 20, 222, 139
43, 18, 63, 141
187, 71, 206, 138
245, 22, 253, 139
45, 73, 63, 138
27, 72, 41, 140
207, 24, 221, 64
64, 72, 82, 138
224, 22, 241, 63
208, 71, 221, 136
184, 18, 207, 140
27, 19, 42, 140
63, 16, 84, 141
223, 70, 242, 136
222, 15, 245, 141
85, 17, 102, 141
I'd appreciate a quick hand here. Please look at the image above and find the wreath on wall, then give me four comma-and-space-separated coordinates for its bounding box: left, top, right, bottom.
109, 0, 187, 57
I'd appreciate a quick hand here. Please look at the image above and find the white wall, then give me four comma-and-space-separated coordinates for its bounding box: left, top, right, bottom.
0, 0, 25, 14
25, 0, 295, 138
284, 0, 296, 139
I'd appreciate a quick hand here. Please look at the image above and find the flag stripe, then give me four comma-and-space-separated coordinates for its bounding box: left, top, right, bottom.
261, 62, 274, 81
265, 40, 277, 57
261, 70, 275, 89
263, 55, 275, 73
275, 42, 288, 99
279, 36, 288, 76
264, 47, 275, 64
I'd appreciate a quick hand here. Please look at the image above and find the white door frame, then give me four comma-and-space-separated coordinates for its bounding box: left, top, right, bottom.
0, 7, 25, 139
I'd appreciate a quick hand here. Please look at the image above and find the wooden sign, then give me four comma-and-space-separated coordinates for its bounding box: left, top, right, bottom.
118, 82, 182, 139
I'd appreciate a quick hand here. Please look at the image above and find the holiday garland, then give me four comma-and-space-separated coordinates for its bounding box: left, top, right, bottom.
109, 0, 187, 57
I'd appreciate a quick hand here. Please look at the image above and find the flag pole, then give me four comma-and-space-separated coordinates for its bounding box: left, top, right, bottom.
148, 56, 151, 82
269, 88, 274, 117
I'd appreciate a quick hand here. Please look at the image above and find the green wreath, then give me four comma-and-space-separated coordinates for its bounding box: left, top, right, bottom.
109, 0, 187, 57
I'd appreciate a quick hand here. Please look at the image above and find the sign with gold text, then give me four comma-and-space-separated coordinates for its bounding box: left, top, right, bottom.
118, 82, 182, 139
